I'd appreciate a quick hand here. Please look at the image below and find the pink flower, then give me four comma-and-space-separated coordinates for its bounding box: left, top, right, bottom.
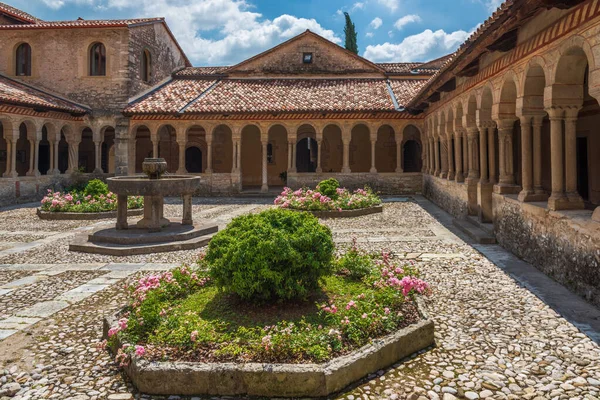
384, 307, 390, 315
346, 300, 356, 310
108, 328, 119, 337
361, 313, 368, 319
117, 318, 128, 330
134, 345, 145, 356
190, 330, 198, 342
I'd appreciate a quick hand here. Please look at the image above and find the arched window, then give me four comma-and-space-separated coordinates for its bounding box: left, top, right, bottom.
141, 50, 151, 83
89, 43, 106, 76
15, 43, 31, 76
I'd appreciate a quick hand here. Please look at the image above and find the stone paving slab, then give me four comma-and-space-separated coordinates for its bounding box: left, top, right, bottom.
0, 288, 12, 296
0, 329, 17, 340
0, 316, 41, 330
100, 263, 147, 271
0, 274, 47, 289
16, 300, 70, 318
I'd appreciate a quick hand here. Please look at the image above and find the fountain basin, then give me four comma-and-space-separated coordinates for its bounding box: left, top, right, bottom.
107, 175, 200, 197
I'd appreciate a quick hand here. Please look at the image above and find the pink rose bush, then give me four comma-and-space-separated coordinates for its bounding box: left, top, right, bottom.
41, 189, 142, 213
274, 186, 381, 211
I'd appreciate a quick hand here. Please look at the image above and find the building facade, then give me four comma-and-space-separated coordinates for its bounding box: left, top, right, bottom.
0, 1, 599, 304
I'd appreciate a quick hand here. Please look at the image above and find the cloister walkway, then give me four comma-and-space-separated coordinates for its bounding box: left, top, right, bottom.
0, 197, 599, 399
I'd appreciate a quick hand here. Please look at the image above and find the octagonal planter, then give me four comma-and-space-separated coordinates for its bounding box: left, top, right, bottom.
37, 208, 143, 220
288, 204, 383, 219
103, 299, 434, 398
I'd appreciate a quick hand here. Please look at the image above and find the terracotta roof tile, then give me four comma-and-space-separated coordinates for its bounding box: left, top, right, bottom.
184, 79, 395, 114
174, 67, 229, 77
0, 75, 87, 114
0, 17, 164, 29
0, 2, 40, 23
125, 79, 218, 114
377, 63, 424, 74
388, 79, 429, 107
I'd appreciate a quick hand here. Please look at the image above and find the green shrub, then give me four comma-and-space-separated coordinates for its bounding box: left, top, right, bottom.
316, 178, 340, 199
84, 179, 109, 197
206, 208, 334, 301
335, 239, 374, 280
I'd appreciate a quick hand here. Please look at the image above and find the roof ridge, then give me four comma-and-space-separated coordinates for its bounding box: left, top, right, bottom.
0, 1, 41, 23
178, 79, 221, 113
385, 79, 403, 112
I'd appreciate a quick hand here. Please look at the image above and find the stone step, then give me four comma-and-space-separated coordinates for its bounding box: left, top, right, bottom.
88, 222, 218, 245
69, 233, 215, 256
466, 215, 495, 236
453, 219, 496, 244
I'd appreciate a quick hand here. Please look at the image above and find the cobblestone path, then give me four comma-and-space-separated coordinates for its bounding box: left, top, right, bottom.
0, 197, 599, 400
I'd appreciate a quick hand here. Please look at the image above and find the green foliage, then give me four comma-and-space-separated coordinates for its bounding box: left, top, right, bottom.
84, 179, 109, 197
343, 12, 358, 55
335, 239, 374, 280
206, 209, 335, 302
316, 178, 340, 199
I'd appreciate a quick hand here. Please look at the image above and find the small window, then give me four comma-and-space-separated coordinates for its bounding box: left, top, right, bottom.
89, 42, 106, 76
267, 143, 274, 164
141, 49, 151, 83
15, 43, 31, 76
303, 52, 313, 64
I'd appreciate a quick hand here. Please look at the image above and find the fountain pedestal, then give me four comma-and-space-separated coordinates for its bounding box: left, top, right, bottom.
69, 158, 218, 255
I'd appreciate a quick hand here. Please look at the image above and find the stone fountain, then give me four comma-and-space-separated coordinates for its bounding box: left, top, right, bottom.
69, 158, 218, 256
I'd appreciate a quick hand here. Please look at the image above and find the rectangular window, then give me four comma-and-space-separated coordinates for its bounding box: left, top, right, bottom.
303, 53, 313, 64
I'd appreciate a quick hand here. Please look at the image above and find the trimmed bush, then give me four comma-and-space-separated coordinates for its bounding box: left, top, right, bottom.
206, 209, 334, 301
316, 178, 340, 199
84, 179, 109, 197
335, 239, 375, 280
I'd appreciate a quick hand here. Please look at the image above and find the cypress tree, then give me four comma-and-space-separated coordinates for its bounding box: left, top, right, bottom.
343, 12, 358, 54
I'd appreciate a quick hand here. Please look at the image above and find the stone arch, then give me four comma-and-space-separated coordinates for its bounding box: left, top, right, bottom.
157, 124, 178, 173
322, 123, 343, 173
403, 124, 422, 173
296, 124, 317, 172
78, 127, 95, 173
266, 124, 287, 186
350, 123, 370, 173
38, 122, 56, 175
0, 118, 11, 176
551, 42, 592, 108
133, 124, 153, 173
186, 124, 208, 173
521, 58, 547, 115
101, 125, 115, 174
241, 124, 262, 187
375, 124, 396, 173
212, 124, 233, 173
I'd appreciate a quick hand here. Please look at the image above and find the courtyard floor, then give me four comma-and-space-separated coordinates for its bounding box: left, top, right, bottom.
0, 197, 599, 400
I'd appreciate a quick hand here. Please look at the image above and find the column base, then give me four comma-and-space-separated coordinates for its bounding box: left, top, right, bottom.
493, 183, 521, 195
369, 168, 377, 174
518, 190, 549, 203
52, 169, 61, 175
548, 194, 574, 211
455, 172, 464, 183
205, 168, 213, 174
447, 171, 455, 181
465, 177, 480, 186
593, 207, 600, 222
566, 192, 585, 209
395, 168, 403, 173
342, 167, 351, 174
3, 172, 17, 178
176, 169, 187, 175
261, 184, 269, 193
316, 167, 323, 173
26, 171, 41, 177
93, 168, 103, 174
477, 182, 494, 223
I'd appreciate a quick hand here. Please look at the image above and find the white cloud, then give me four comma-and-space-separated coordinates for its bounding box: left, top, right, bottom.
370, 17, 383, 30
394, 14, 421, 30
486, 0, 504, 12
366, 32, 374, 38
377, 0, 400, 12
351, 2, 365, 11
364, 28, 469, 62
40, 0, 340, 66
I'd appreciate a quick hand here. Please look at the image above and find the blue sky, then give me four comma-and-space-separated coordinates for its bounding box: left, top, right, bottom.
7, 0, 503, 66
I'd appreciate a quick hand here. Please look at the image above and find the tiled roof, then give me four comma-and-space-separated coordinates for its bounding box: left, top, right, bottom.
174, 67, 229, 77
388, 79, 429, 107
0, 75, 87, 114
125, 79, 218, 114
0, 2, 40, 23
378, 63, 424, 74
0, 17, 164, 29
125, 78, 420, 114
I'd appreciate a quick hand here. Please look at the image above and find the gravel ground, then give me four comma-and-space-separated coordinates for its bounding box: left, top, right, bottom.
0, 200, 599, 400
0, 271, 32, 286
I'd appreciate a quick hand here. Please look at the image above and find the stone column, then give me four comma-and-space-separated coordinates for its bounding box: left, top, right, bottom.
116, 194, 128, 230
232, 138, 238, 172
487, 125, 496, 184
462, 132, 468, 177
395, 133, 403, 173
532, 116, 545, 197
52, 139, 60, 174
261, 139, 268, 192
547, 108, 567, 210
518, 116, 534, 202
428, 139, 433, 174
342, 134, 351, 173
447, 133, 455, 180
206, 139, 213, 173
440, 138, 448, 178
4, 135, 17, 178
177, 141, 186, 174
151, 135, 159, 158
26, 139, 36, 176
369, 135, 377, 173
67, 139, 80, 173
316, 138, 323, 173
287, 141, 293, 171
593, 207, 600, 222
466, 128, 479, 182
564, 110, 584, 208
236, 138, 242, 173
455, 132, 463, 182
478, 125, 488, 184
114, 119, 130, 176
94, 140, 102, 173
497, 122, 515, 187
182, 194, 193, 225
434, 139, 440, 176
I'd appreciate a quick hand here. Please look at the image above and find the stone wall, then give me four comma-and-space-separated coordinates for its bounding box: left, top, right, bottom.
493, 194, 600, 307
423, 175, 469, 218
287, 172, 422, 195
128, 24, 187, 97
0, 173, 93, 207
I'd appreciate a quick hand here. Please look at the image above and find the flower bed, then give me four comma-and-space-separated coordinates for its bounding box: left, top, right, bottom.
274, 179, 382, 213
104, 249, 430, 366
39, 179, 143, 213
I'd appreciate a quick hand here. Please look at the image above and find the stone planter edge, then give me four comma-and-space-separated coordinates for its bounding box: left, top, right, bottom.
103, 297, 434, 398
37, 208, 144, 220
287, 204, 384, 219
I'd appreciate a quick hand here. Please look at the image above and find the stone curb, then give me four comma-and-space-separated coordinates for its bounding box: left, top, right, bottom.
288, 204, 383, 219
103, 298, 434, 398
36, 208, 144, 220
